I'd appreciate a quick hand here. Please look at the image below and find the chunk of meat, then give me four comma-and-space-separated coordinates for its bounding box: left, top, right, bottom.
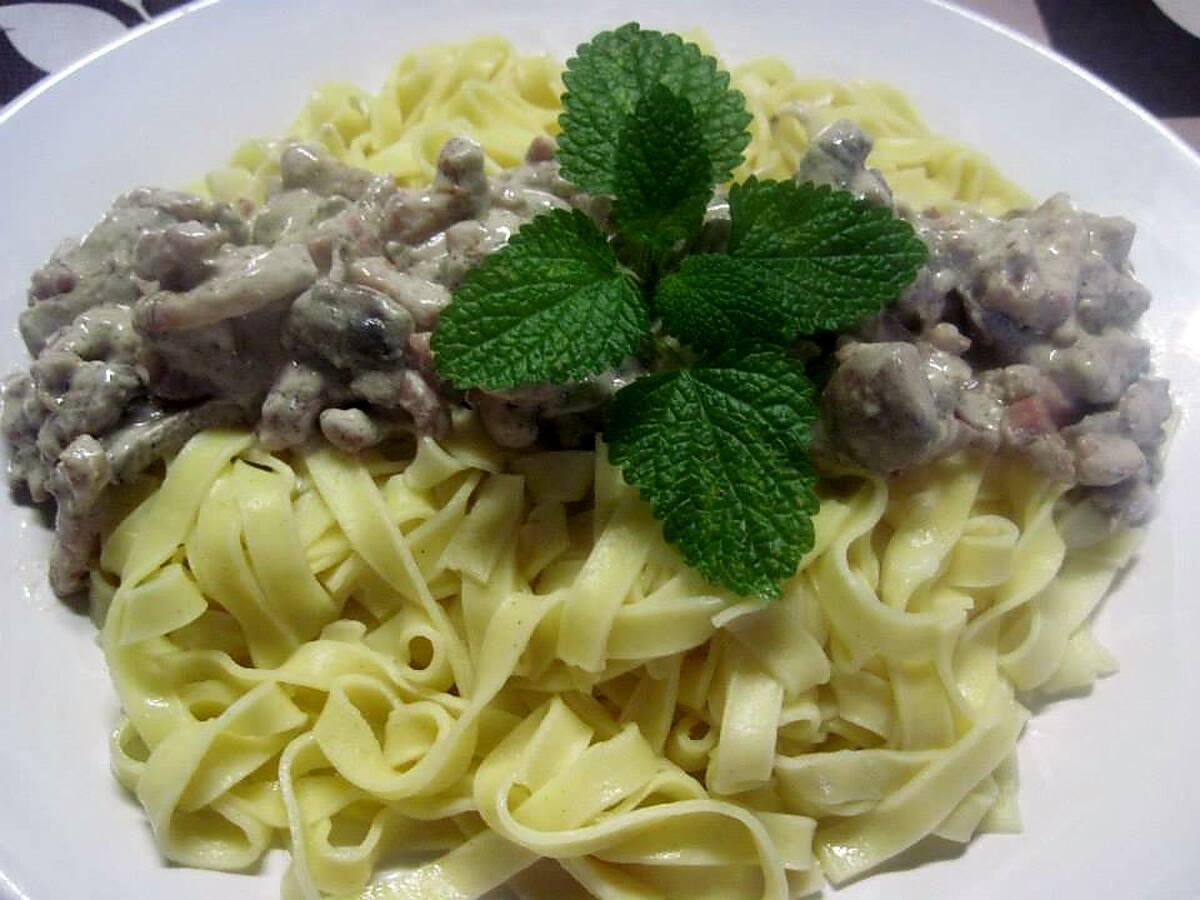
30, 259, 77, 300
280, 143, 376, 200
383, 137, 491, 245
305, 197, 391, 271
968, 195, 1085, 335
284, 280, 414, 372
257, 362, 330, 451
1025, 434, 1076, 483
31, 354, 142, 459
252, 188, 340, 246
47, 435, 112, 597
2, 372, 51, 501
795, 120, 893, 207
436, 208, 524, 288
1041, 329, 1150, 405
491, 156, 573, 218
345, 257, 450, 329
19, 271, 143, 356
140, 305, 285, 404
41, 304, 140, 366
1057, 405, 1157, 495
817, 342, 965, 472
132, 222, 231, 289
350, 369, 449, 437
116, 187, 249, 240
1119, 377, 1171, 448
474, 393, 540, 450
1075, 214, 1146, 330
1071, 433, 1146, 487
1077, 272, 1150, 333
135, 243, 318, 334
1088, 476, 1156, 524
104, 400, 249, 483
926, 322, 971, 355
319, 408, 385, 453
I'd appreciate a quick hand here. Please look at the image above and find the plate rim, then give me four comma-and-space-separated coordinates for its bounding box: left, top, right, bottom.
2, 0, 1198, 175
0, 3, 1198, 900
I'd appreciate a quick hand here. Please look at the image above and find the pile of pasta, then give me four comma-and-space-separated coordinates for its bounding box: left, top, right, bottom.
202, 36, 1028, 214
93, 35, 1136, 900
95, 413, 1136, 899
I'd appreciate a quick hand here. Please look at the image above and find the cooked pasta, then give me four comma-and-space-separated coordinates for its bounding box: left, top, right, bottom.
202, 36, 1028, 215
94, 412, 1136, 899
90, 34, 1138, 900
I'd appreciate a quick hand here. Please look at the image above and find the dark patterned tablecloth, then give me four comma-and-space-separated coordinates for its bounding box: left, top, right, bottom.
1, 0, 1198, 146
1, 1, 190, 106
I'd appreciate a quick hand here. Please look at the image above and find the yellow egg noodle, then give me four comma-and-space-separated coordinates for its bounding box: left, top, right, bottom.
89, 36, 1136, 900
203, 36, 1029, 215
94, 416, 1137, 899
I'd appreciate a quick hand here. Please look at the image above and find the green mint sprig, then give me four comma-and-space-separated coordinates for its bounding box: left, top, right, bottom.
432, 209, 646, 390
657, 178, 930, 352
430, 23, 927, 600
605, 347, 819, 600
612, 83, 713, 255
557, 23, 751, 196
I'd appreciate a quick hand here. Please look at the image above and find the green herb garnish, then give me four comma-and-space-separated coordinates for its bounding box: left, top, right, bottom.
430, 22, 927, 600
432, 209, 647, 390
605, 347, 819, 600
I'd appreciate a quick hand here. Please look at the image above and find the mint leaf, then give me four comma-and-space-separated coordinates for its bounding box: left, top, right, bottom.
432, 209, 648, 390
604, 347, 818, 600
656, 179, 927, 353
558, 23, 751, 196
654, 255, 784, 352
612, 84, 712, 253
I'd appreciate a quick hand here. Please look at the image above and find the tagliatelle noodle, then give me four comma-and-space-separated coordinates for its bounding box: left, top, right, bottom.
95, 408, 1139, 899
202, 36, 1029, 215
91, 34, 1141, 900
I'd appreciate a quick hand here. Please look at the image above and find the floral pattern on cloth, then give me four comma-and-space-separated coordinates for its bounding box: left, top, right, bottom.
0, 0, 189, 106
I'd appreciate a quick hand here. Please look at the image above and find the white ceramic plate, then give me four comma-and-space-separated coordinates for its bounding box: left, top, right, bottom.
2, 2, 1199, 898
